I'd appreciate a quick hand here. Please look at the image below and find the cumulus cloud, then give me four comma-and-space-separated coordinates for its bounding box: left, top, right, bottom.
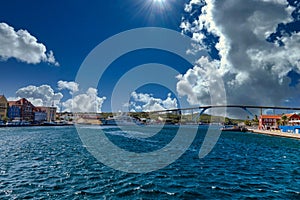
7, 96, 44, 107
129, 92, 178, 112
184, 0, 205, 12
57, 80, 79, 94
63, 88, 106, 113
9, 82, 106, 113
0, 22, 59, 66
179, 0, 300, 115
177, 57, 224, 105
14, 85, 63, 107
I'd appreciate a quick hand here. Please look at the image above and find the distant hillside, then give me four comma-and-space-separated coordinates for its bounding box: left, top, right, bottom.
97, 112, 245, 125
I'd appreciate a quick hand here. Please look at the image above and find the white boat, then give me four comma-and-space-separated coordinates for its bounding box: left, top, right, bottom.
221, 125, 248, 132
101, 115, 143, 126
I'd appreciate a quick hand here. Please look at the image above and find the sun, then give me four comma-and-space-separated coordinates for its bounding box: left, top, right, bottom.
152, 0, 169, 9
133, 0, 171, 21
152, 0, 167, 5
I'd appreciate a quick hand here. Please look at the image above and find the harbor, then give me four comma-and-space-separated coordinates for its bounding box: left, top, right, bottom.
0, 0, 299, 198
248, 128, 300, 140
2, 95, 300, 140
0, 125, 299, 199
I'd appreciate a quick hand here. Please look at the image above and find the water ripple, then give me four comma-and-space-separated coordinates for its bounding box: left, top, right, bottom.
0, 126, 299, 199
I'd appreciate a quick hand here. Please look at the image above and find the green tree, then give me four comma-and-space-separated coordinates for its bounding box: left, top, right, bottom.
250, 115, 258, 126
1, 116, 9, 123
253, 115, 259, 122
276, 119, 282, 127
281, 115, 288, 126
243, 116, 251, 126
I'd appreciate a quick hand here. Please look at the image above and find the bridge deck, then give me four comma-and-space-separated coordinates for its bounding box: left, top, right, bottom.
149, 105, 300, 113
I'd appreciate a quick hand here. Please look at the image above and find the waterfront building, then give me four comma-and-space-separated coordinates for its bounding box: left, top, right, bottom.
75, 113, 101, 125
7, 103, 21, 120
8, 98, 35, 121
57, 112, 74, 122
0, 95, 8, 120
259, 115, 281, 130
36, 107, 57, 122
283, 113, 300, 125
33, 107, 47, 122
279, 125, 300, 134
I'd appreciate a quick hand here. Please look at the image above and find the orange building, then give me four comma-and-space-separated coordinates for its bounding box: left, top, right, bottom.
259, 115, 281, 130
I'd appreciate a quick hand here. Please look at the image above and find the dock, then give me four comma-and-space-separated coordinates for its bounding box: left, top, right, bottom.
248, 128, 300, 140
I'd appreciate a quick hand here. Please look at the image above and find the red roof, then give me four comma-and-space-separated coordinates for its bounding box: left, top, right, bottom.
8, 101, 18, 106
283, 113, 300, 119
8, 98, 34, 107
260, 115, 281, 119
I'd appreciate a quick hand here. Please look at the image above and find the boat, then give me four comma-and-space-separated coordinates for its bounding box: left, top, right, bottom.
101, 115, 143, 126
221, 125, 248, 132
42, 121, 73, 126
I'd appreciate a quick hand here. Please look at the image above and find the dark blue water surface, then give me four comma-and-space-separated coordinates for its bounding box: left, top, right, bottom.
0, 126, 299, 199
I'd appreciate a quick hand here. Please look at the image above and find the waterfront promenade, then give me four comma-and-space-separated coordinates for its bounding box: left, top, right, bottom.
248, 128, 300, 139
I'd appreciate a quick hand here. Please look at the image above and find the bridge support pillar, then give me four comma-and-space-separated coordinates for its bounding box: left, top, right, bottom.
193, 108, 208, 123
241, 107, 254, 118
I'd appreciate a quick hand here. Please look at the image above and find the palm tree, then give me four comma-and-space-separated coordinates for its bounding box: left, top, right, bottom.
276, 119, 282, 127
252, 115, 259, 126
281, 115, 288, 126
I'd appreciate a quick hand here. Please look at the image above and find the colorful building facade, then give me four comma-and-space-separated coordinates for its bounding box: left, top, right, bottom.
7, 104, 21, 120
37, 106, 57, 122
0, 95, 8, 120
284, 113, 300, 125
0, 95, 59, 123
259, 115, 281, 130
33, 107, 47, 122
8, 98, 36, 121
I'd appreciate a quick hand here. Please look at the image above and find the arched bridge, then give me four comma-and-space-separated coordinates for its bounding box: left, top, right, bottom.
148, 105, 300, 121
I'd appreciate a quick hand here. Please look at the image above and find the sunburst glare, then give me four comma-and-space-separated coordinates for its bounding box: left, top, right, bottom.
152, 0, 167, 8
153, 0, 165, 3
132, 0, 175, 24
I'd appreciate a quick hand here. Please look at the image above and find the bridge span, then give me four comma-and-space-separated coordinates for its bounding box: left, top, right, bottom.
149, 105, 300, 119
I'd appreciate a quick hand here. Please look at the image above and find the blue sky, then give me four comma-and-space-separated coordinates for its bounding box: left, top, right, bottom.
0, 0, 190, 112
1, 0, 300, 116
0, 0, 186, 90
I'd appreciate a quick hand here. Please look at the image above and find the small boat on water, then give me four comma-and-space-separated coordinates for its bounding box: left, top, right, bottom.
221, 125, 248, 132
101, 115, 143, 126
42, 121, 73, 126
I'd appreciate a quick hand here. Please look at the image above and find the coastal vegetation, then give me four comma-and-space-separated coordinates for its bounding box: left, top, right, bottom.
97, 112, 246, 125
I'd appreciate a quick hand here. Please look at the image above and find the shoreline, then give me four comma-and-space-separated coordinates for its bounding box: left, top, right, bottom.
0, 123, 74, 128
1, 124, 300, 140
248, 128, 300, 140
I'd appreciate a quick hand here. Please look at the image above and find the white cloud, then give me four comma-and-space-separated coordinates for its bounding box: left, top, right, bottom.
63, 88, 106, 113
13, 85, 63, 108
184, 0, 205, 12
57, 80, 79, 94
179, 0, 300, 115
7, 96, 44, 107
9, 82, 106, 113
177, 57, 222, 105
130, 92, 178, 112
0, 22, 59, 66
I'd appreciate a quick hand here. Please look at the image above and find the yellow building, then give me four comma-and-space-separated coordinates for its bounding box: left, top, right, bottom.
0, 95, 8, 120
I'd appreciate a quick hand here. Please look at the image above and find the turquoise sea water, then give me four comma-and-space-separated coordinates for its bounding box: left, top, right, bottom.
0, 126, 299, 199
